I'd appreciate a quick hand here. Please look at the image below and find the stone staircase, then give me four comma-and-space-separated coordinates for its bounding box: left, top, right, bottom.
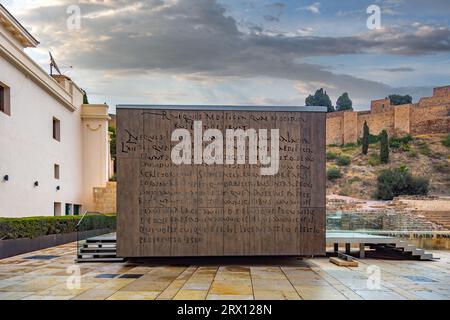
327, 210, 447, 231
415, 211, 450, 230
371, 240, 434, 260
76, 234, 124, 263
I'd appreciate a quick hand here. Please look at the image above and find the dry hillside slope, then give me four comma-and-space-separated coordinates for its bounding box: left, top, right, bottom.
326, 133, 450, 199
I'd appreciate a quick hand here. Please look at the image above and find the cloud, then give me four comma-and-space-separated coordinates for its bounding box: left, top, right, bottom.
379, 67, 415, 72
263, 15, 279, 22
12, 0, 448, 106
300, 2, 321, 14
364, 25, 450, 55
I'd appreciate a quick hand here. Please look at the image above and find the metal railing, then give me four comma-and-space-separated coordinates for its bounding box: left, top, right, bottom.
326, 210, 448, 235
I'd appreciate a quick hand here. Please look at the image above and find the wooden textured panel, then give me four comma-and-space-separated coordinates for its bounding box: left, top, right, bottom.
223, 111, 250, 255
249, 112, 276, 255
197, 111, 224, 256
116, 108, 143, 257
116, 108, 325, 257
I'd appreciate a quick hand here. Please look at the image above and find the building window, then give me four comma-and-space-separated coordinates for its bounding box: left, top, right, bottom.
54, 202, 61, 216
53, 117, 60, 141
0, 82, 11, 116
54, 164, 60, 179
73, 204, 81, 215
65, 203, 72, 216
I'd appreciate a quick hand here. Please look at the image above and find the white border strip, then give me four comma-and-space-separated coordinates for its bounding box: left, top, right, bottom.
116, 104, 328, 112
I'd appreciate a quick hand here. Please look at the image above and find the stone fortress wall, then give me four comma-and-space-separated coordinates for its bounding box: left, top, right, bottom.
326, 86, 450, 145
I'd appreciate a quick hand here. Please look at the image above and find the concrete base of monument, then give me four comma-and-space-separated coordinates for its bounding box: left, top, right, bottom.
326, 232, 435, 260
79, 232, 435, 262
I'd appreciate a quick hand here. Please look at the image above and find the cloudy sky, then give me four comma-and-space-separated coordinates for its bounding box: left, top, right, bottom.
3, 0, 450, 111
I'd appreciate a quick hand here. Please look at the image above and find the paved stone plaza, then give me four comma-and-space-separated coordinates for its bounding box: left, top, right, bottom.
0, 242, 449, 300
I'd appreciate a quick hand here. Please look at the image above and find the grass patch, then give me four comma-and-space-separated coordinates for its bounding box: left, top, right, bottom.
415, 140, 436, 157
347, 176, 361, 184
407, 150, 418, 158
341, 143, 358, 152
368, 153, 380, 166
433, 162, 450, 174
442, 134, 450, 148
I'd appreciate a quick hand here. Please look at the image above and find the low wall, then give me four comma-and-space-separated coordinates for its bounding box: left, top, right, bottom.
0, 228, 112, 259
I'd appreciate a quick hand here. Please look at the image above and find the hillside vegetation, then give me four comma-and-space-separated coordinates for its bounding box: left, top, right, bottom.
326, 133, 450, 199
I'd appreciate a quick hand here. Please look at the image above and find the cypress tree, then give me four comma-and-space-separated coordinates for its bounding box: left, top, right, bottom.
380, 129, 389, 163
83, 90, 89, 104
362, 121, 369, 155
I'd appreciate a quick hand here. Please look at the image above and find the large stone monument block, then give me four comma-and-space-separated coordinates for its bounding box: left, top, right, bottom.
116, 106, 326, 257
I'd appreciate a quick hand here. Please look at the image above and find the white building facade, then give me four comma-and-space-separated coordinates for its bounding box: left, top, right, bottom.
0, 5, 111, 217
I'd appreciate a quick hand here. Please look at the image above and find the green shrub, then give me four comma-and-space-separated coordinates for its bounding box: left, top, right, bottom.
390, 140, 401, 150
390, 135, 413, 152
400, 143, 411, 152
327, 167, 342, 180
326, 152, 339, 160
0, 215, 116, 240
380, 130, 389, 163
336, 155, 351, 166
375, 167, 429, 200
392, 135, 413, 145
442, 134, 450, 148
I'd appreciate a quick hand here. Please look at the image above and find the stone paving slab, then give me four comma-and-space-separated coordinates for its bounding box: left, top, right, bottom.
0, 241, 449, 300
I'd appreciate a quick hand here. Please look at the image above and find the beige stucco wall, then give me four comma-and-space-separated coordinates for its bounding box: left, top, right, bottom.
81, 104, 111, 211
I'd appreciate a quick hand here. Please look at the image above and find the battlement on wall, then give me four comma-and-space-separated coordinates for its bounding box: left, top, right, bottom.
326, 86, 450, 145
433, 85, 450, 98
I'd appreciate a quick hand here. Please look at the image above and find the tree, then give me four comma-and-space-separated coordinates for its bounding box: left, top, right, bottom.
389, 94, 412, 106
109, 126, 116, 174
82, 90, 89, 104
362, 121, 369, 155
305, 88, 335, 112
380, 129, 389, 163
336, 92, 353, 111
